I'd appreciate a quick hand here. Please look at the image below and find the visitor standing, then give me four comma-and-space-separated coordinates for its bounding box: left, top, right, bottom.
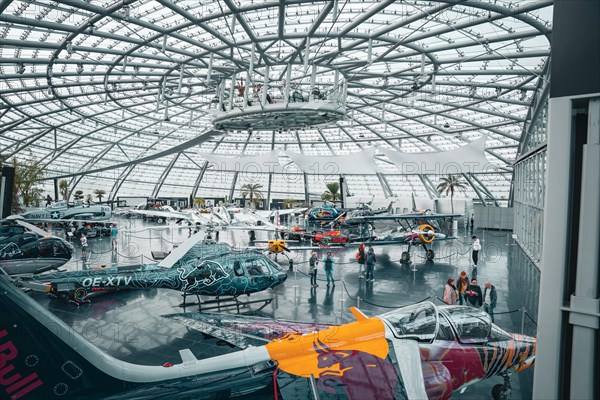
356, 243, 366, 279
323, 252, 335, 287
365, 246, 376, 282
80, 233, 88, 258
443, 278, 458, 305
471, 235, 482, 266
483, 281, 497, 322
110, 223, 118, 251
457, 271, 469, 305
466, 278, 483, 308
309, 252, 319, 288
470, 214, 474, 231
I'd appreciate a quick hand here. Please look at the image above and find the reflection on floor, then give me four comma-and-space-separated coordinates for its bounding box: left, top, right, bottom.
29, 218, 540, 399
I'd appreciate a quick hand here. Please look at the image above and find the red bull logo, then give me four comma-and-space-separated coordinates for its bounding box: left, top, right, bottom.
0, 329, 44, 399
312, 339, 398, 400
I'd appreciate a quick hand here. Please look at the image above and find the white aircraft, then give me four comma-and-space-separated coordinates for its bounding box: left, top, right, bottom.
17, 200, 111, 222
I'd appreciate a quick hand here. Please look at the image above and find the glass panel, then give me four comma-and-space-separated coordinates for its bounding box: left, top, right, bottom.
381, 302, 438, 341
442, 306, 491, 344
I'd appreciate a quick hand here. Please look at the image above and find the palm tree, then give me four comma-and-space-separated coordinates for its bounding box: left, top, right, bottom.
282, 198, 296, 209
193, 197, 205, 208
59, 179, 69, 200
321, 182, 340, 204
94, 189, 106, 203
73, 190, 84, 201
436, 175, 468, 213
240, 183, 264, 208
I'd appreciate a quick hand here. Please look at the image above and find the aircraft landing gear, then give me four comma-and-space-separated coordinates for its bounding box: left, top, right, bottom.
425, 248, 435, 261
492, 372, 512, 400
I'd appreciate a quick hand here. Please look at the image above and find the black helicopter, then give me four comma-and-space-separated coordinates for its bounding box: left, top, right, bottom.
23, 233, 288, 305
0, 218, 73, 275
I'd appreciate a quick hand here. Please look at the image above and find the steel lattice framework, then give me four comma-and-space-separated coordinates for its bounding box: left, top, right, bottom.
0, 0, 553, 203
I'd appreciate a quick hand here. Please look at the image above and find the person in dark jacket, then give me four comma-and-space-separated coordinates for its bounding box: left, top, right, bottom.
483, 281, 497, 322
465, 278, 483, 308
323, 252, 335, 287
457, 271, 469, 305
365, 246, 376, 282
309, 252, 319, 288
356, 243, 366, 279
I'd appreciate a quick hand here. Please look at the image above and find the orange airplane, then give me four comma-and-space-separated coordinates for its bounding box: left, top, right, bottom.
2, 272, 534, 400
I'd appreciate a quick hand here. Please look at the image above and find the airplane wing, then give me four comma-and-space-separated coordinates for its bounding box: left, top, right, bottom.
164, 312, 332, 349
166, 308, 427, 400
257, 208, 307, 218
346, 212, 463, 222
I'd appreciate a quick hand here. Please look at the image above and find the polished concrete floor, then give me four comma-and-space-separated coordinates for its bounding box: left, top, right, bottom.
29, 218, 540, 399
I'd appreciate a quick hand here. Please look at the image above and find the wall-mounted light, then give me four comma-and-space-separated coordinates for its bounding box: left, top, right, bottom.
17, 63, 25, 74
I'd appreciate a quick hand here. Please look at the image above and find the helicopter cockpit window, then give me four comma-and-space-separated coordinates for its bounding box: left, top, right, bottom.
245, 259, 262, 276
233, 260, 244, 276
52, 241, 69, 256
442, 306, 491, 344
381, 302, 438, 342
245, 259, 270, 276
39, 241, 53, 257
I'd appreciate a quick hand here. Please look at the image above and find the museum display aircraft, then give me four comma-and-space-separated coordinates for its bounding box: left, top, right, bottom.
1, 277, 535, 400
123, 202, 219, 225
339, 210, 462, 262
306, 197, 390, 222
0, 218, 73, 275
17, 200, 111, 222
21, 232, 287, 305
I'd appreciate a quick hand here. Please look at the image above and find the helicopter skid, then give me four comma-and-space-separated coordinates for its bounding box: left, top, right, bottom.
179, 295, 273, 313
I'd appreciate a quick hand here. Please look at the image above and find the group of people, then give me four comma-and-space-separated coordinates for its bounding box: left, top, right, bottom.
443, 271, 497, 322
356, 243, 377, 282
308, 251, 337, 287
307, 243, 379, 288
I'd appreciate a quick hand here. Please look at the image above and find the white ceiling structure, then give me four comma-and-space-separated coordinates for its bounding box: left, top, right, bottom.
0, 0, 553, 204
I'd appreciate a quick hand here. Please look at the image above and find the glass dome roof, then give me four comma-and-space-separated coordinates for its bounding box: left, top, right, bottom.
0, 0, 552, 203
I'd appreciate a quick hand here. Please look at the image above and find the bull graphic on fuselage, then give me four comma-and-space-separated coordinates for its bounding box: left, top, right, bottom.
177, 260, 227, 292
312, 339, 399, 400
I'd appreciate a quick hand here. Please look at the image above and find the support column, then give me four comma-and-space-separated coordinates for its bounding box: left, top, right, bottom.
418, 174, 435, 200
229, 172, 239, 202
53, 178, 59, 201
462, 173, 487, 206
339, 176, 345, 208
191, 161, 209, 200
151, 153, 180, 199
470, 173, 500, 207
303, 172, 310, 205
377, 173, 393, 198
262, 65, 270, 106
567, 97, 600, 400
267, 173, 273, 210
